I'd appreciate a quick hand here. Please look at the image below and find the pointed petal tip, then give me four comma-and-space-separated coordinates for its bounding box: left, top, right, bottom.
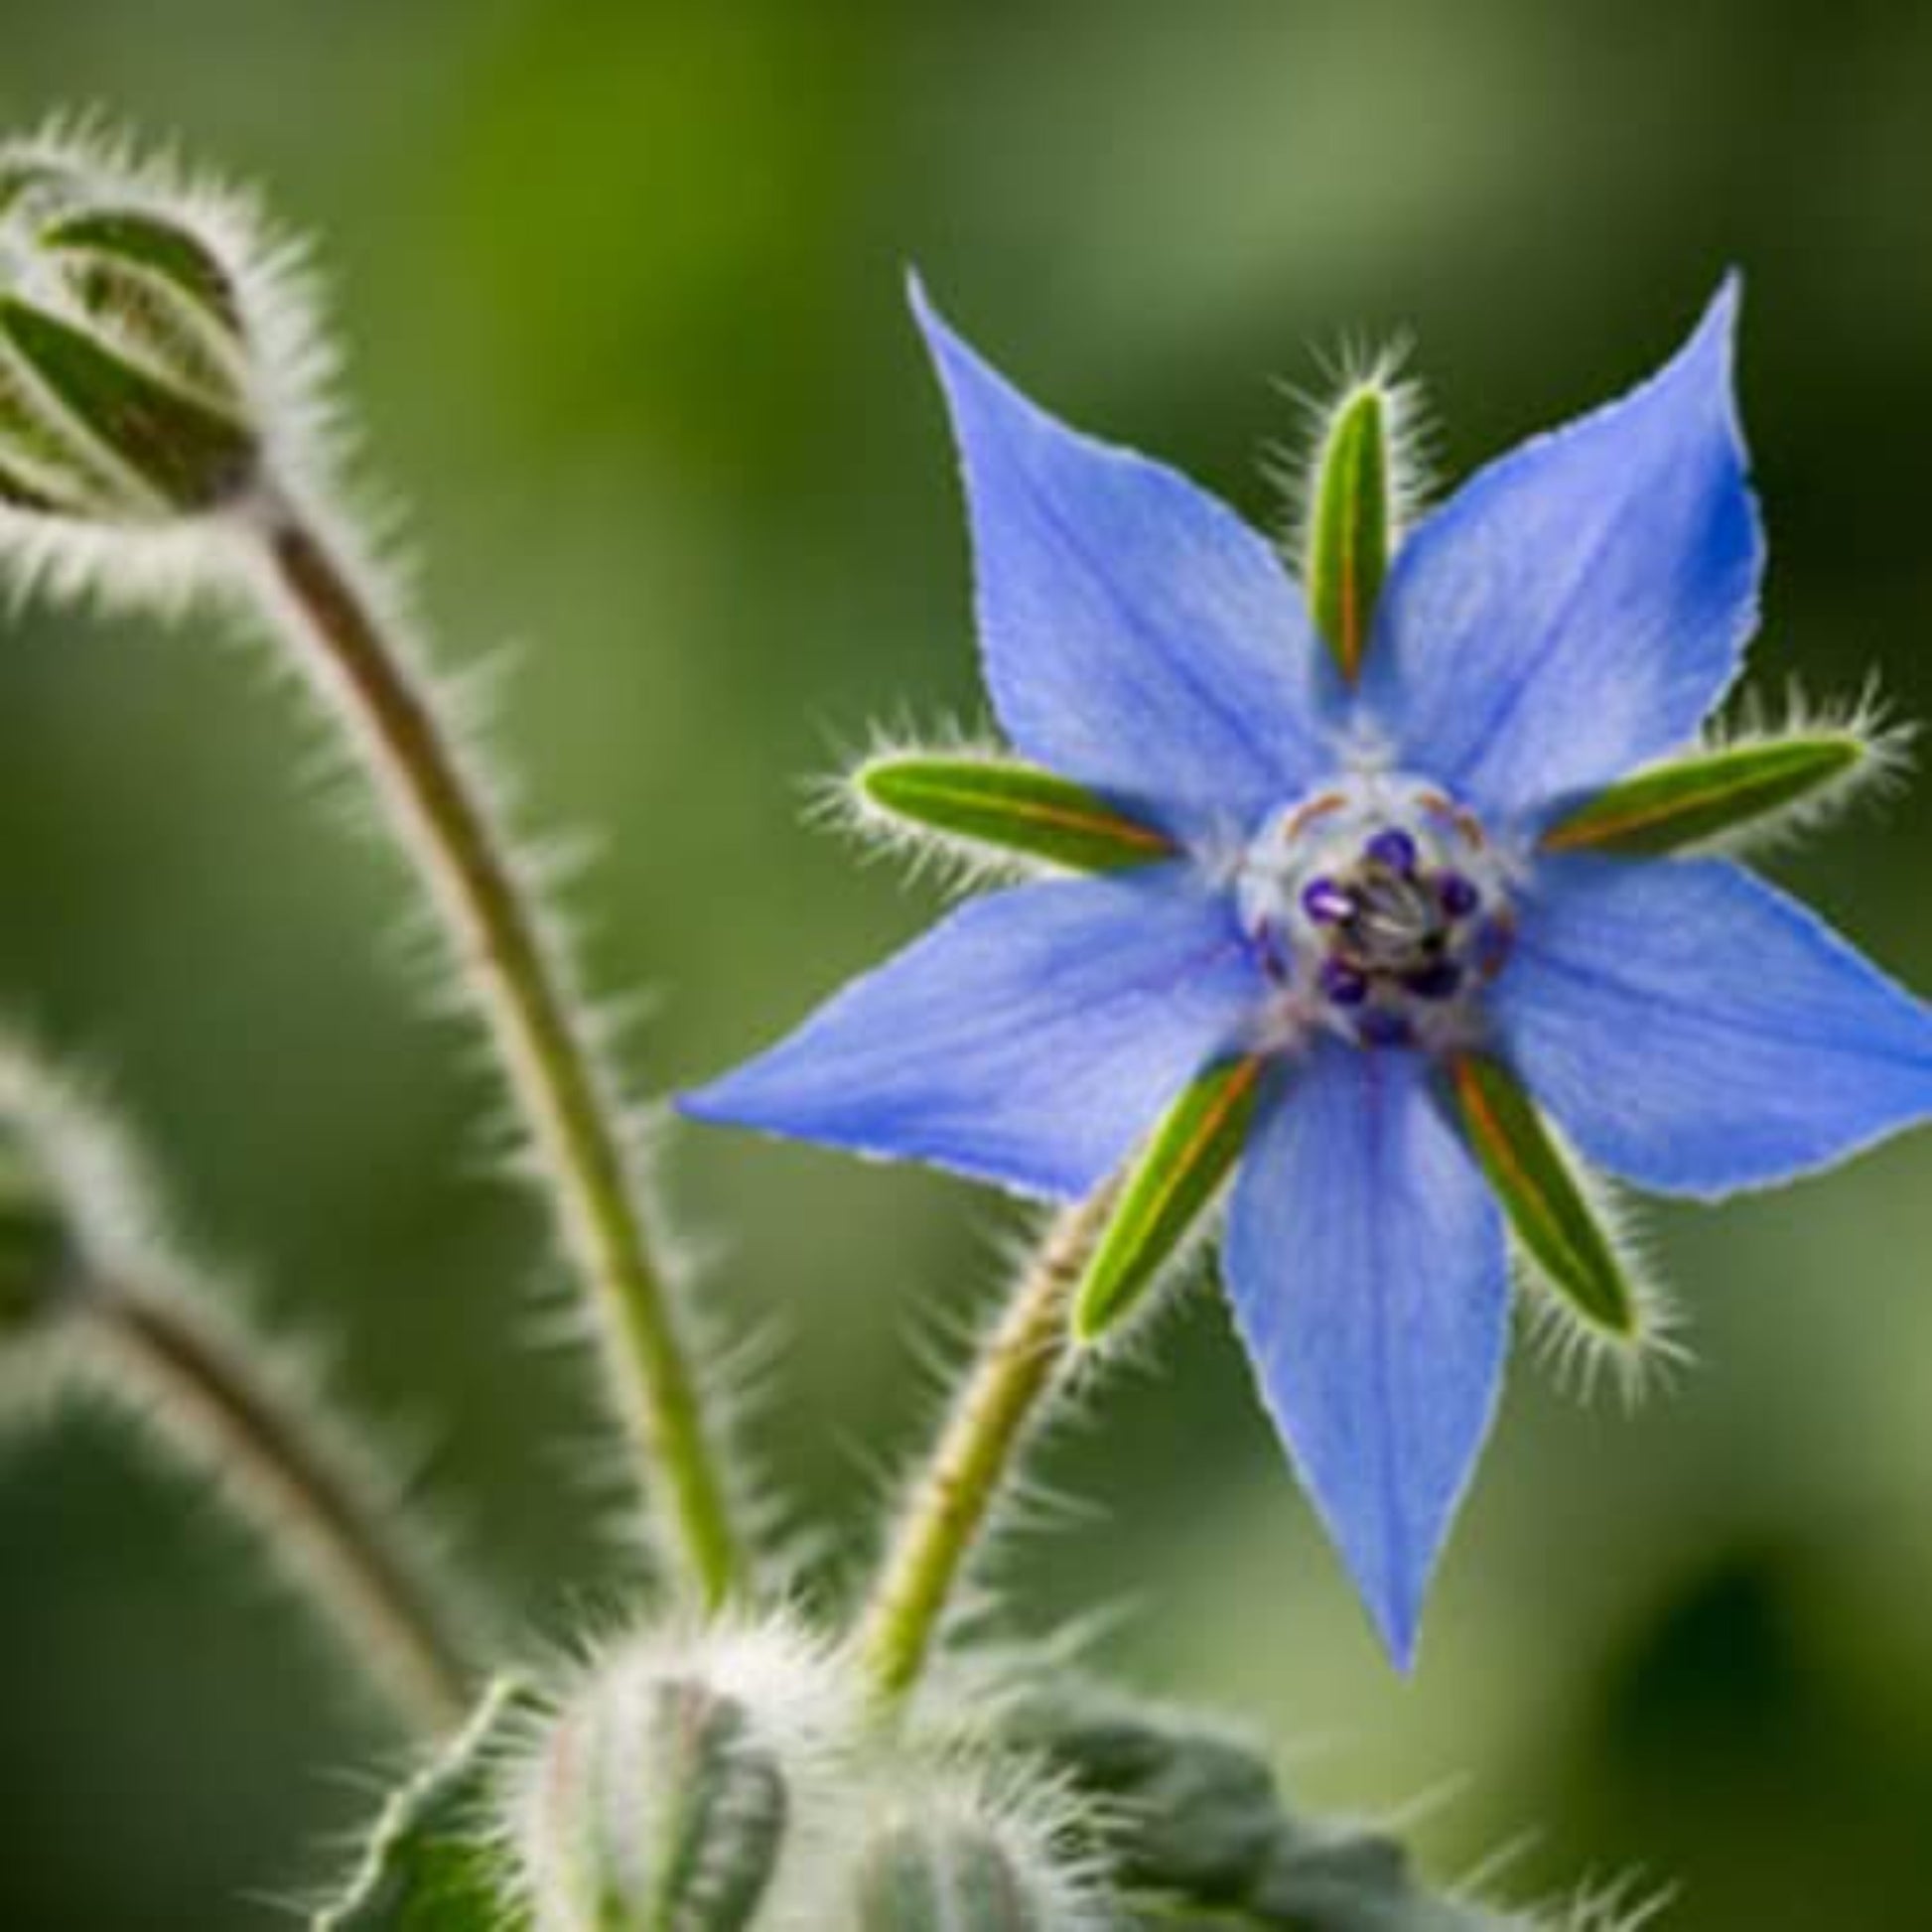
904, 266, 966, 370
1377, 1605, 1422, 1675
1223, 1047, 1504, 1685
670, 1075, 749, 1132
666, 876, 1268, 1201
1677, 270, 1745, 385
1350, 1525, 1433, 1674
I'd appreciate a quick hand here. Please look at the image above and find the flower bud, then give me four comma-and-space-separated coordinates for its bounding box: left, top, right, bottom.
849, 1770, 1102, 1932
514, 1623, 844, 1932
0, 138, 262, 522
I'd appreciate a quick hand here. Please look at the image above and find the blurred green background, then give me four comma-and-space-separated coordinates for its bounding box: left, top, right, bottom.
2, 3, 1929, 1927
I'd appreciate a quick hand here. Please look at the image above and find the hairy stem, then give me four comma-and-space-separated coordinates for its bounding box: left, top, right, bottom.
244, 499, 745, 1607
80, 1280, 474, 1731
857, 1187, 1116, 1710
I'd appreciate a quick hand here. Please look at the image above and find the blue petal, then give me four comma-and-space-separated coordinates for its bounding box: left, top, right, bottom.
1495, 855, 1932, 1199
680, 866, 1265, 1200
1361, 279, 1763, 826
1223, 1041, 1508, 1668
910, 277, 1330, 845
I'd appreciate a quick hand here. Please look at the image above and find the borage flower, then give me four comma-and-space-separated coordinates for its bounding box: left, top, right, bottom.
684, 277, 1932, 1665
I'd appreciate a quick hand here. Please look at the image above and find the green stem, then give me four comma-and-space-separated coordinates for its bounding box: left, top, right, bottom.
82, 1280, 474, 1731
857, 1187, 1115, 1711
246, 501, 745, 1607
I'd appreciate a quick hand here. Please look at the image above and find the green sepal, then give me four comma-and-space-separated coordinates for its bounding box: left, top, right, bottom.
44, 207, 244, 338
317, 1677, 540, 1932
1073, 1057, 1264, 1343
0, 295, 256, 512
527, 1671, 788, 1932
1305, 384, 1392, 682
857, 753, 1175, 873
627, 1678, 787, 1931
58, 256, 247, 414
1446, 1052, 1636, 1338
0, 342, 125, 510
1541, 734, 1864, 856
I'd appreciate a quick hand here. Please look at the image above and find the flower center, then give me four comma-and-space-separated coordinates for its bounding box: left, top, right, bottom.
1235, 773, 1514, 1050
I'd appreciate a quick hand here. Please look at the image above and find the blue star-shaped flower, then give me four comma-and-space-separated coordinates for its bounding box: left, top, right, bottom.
684, 278, 1932, 1665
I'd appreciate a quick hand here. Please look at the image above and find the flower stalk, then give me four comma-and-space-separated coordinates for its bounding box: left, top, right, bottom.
77, 1275, 475, 1731
857, 1185, 1116, 1711
3, 1054, 483, 1734
246, 496, 746, 1608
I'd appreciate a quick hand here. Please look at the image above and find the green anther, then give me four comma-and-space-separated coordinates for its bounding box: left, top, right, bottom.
1073, 1056, 1264, 1343
1542, 734, 1864, 856
1306, 383, 1392, 682
859, 753, 1176, 874
1446, 1052, 1636, 1337
0, 295, 256, 512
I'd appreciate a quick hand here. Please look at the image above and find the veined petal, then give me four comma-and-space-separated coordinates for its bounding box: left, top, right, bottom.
1223, 1043, 1508, 1667
910, 277, 1331, 844
679, 867, 1265, 1200
1361, 279, 1762, 825
1494, 856, 1932, 1199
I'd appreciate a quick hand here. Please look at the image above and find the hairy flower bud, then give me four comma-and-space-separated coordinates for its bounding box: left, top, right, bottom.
0, 136, 264, 522
514, 1623, 846, 1932
848, 1767, 1103, 1932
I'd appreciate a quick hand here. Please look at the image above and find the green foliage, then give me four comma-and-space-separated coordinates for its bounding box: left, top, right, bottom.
1006, 1687, 1502, 1930
317, 1678, 539, 1932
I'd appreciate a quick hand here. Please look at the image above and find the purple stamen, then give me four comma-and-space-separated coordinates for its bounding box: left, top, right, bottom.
1302, 877, 1353, 924
1436, 871, 1480, 919
1364, 828, 1419, 876
1356, 1006, 1412, 1048
1403, 960, 1463, 1002
1319, 958, 1370, 1007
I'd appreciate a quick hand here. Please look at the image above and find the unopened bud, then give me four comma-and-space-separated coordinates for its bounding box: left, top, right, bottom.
516, 1624, 843, 1932
0, 140, 261, 521
851, 1774, 1101, 1932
